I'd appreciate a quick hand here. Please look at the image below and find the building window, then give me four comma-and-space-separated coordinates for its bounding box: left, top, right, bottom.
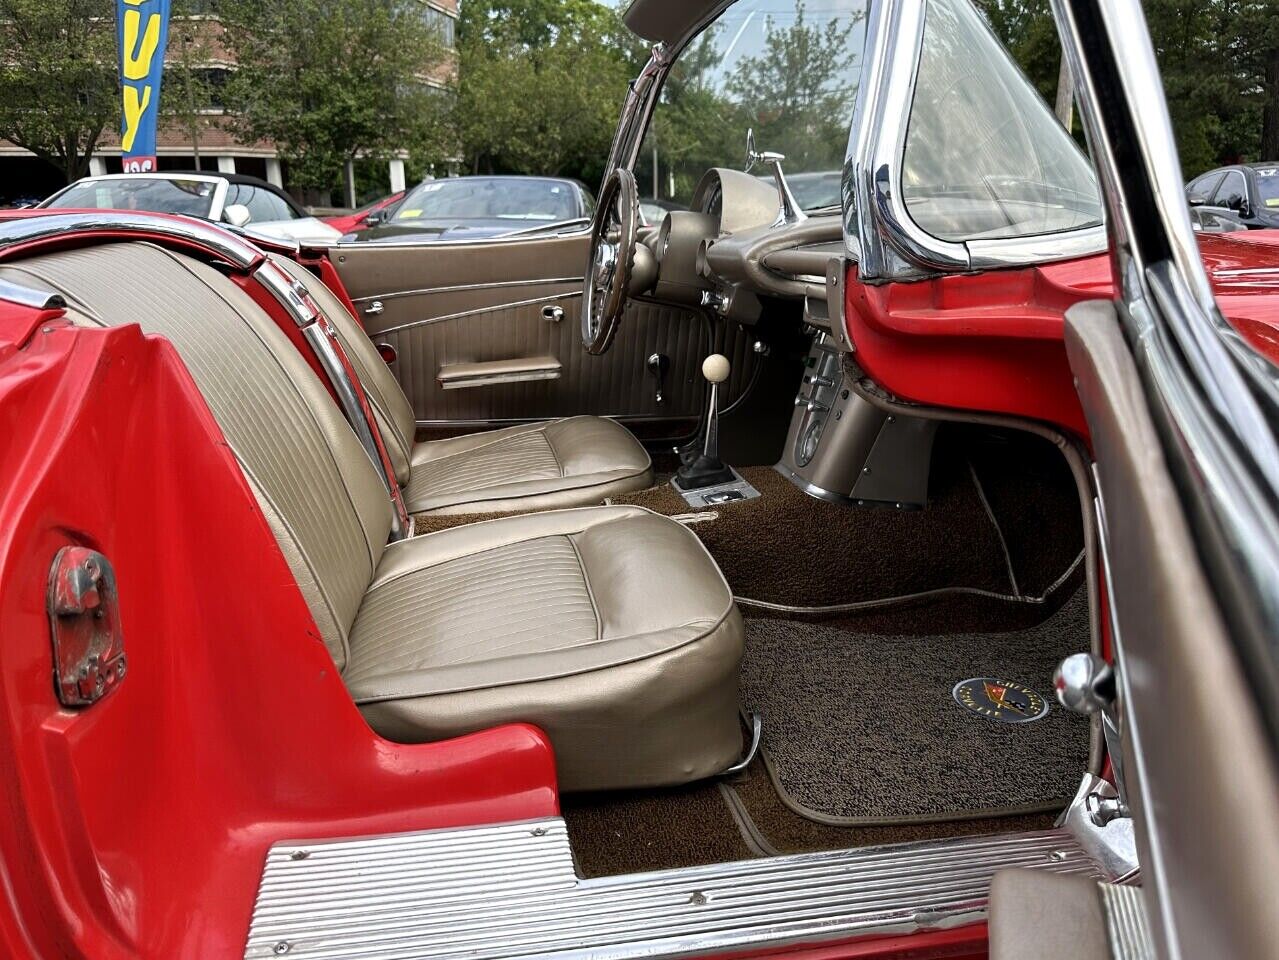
421, 4, 456, 48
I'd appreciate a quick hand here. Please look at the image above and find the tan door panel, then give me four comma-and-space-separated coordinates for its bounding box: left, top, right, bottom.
1065, 301, 1279, 959
330, 234, 760, 425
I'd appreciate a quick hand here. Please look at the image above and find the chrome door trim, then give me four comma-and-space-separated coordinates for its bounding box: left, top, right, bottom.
0, 211, 265, 270
376, 290, 583, 335
0, 276, 65, 310
843, 0, 1108, 282
1054, 0, 1279, 954
254, 260, 409, 540
244, 816, 1108, 960
350, 277, 584, 305
332, 224, 594, 250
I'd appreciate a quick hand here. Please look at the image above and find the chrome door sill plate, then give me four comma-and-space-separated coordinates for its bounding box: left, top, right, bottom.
244, 818, 1103, 960
671, 468, 761, 509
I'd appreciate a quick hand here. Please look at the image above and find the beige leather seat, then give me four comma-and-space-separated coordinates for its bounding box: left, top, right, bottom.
3, 242, 743, 791
272, 256, 654, 515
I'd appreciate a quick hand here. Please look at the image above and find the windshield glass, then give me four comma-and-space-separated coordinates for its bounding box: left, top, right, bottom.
900, 0, 1103, 242
636, 0, 869, 212
390, 178, 581, 222
44, 178, 217, 218
1256, 166, 1279, 210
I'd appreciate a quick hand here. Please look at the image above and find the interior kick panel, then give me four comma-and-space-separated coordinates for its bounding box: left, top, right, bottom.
329, 235, 760, 423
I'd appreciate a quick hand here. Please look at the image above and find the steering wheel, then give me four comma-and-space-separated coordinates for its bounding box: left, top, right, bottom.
582, 168, 639, 355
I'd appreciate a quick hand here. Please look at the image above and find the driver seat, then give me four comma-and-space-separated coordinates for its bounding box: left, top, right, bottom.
272, 256, 654, 515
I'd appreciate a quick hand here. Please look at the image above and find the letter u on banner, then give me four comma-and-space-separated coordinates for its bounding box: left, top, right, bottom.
117, 0, 172, 173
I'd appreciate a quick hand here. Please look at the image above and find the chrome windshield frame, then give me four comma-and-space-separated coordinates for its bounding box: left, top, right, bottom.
842, 0, 1108, 282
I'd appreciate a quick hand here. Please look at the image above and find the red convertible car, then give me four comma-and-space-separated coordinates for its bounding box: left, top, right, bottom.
1, 0, 1276, 957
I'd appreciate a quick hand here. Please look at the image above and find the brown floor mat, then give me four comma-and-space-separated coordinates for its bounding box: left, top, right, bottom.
610, 440, 1017, 608
721, 758, 1059, 856
739, 588, 1093, 825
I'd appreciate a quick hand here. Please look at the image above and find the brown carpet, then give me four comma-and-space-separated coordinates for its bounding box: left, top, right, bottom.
739, 588, 1093, 824
562, 780, 753, 878
560, 754, 1064, 878
611, 438, 1018, 608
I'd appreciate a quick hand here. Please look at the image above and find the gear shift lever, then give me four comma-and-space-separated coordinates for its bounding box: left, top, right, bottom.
674, 354, 736, 490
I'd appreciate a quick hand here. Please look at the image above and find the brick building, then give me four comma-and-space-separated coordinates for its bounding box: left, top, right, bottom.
0, 0, 458, 207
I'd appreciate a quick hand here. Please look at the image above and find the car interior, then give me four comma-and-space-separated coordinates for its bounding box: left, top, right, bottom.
0, 193, 1098, 882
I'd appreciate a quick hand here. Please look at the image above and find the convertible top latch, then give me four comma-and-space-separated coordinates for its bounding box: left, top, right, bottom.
47, 546, 126, 707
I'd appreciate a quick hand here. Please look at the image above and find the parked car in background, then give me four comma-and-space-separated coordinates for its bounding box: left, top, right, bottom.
639, 197, 685, 226
1186, 162, 1279, 228
323, 190, 405, 235
1189, 203, 1249, 233
39, 172, 342, 245
347, 175, 595, 242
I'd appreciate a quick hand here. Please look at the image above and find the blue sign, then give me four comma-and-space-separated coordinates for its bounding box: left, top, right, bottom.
117, 0, 172, 173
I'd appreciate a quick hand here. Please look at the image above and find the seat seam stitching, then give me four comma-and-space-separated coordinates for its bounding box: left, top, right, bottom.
567, 534, 602, 640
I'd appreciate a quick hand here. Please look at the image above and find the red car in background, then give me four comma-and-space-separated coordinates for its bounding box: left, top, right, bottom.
322, 189, 405, 235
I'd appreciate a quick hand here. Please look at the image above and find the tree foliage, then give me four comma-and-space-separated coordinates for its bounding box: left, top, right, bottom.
0, 0, 118, 183
454, 0, 633, 183
217, 0, 451, 195
978, 0, 1279, 175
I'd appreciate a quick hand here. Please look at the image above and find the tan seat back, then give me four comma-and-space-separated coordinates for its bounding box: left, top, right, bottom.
0, 243, 392, 669
270, 255, 417, 486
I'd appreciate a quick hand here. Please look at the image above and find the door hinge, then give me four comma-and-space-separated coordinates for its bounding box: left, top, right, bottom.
47, 546, 126, 707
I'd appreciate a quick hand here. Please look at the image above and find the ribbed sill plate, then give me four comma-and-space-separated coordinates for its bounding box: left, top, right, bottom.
244, 817, 1101, 960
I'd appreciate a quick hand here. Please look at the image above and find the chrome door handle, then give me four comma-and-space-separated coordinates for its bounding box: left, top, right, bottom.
364, 300, 384, 316
542, 304, 564, 323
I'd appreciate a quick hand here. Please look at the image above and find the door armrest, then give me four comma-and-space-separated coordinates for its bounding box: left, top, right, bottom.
437, 356, 561, 390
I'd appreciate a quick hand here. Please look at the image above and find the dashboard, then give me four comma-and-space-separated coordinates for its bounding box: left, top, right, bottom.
640, 167, 845, 326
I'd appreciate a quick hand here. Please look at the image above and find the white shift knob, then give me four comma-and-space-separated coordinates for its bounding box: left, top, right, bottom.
702, 354, 731, 384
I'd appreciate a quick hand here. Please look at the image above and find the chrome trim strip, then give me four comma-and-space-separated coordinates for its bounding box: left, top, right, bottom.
0, 276, 65, 310
0, 212, 264, 269
253, 261, 407, 541
333, 224, 592, 250
1100, 883, 1156, 960
244, 817, 1104, 960
351, 277, 583, 304
377, 291, 582, 334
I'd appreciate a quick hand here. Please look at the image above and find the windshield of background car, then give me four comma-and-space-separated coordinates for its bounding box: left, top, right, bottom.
900, 0, 1103, 242
635, 0, 870, 212
45, 178, 217, 218
390, 178, 580, 222
1256, 166, 1279, 209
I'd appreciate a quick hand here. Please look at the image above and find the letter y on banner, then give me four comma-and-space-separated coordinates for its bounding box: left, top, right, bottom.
117, 0, 172, 173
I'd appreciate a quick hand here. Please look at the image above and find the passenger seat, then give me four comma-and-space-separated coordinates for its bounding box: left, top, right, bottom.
271, 256, 654, 515
1, 242, 743, 791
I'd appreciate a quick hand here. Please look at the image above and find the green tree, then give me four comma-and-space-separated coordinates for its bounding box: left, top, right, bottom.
455, 0, 634, 184
725, 1, 861, 172
218, 0, 449, 202
0, 0, 118, 184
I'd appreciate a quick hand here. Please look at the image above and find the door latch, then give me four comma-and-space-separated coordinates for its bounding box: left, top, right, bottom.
542, 304, 564, 323
47, 547, 126, 707
364, 300, 384, 316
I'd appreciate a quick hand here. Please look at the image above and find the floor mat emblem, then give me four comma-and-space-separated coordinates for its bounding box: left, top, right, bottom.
952, 677, 1050, 723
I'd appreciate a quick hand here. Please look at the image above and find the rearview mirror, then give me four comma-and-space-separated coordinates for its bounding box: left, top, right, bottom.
1186, 191, 1209, 207
223, 204, 252, 227
366, 209, 386, 227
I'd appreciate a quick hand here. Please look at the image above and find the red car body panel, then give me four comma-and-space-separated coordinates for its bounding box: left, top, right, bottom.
1, 214, 1276, 958
844, 230, 1279, 439
0, 293, 558, 960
